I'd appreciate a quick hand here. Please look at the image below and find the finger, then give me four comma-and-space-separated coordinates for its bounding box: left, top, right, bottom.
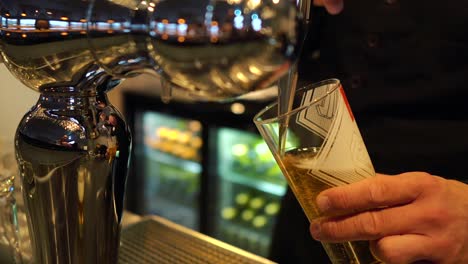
310, 205, 418, 242
322, 0, 344, 14
370, 235, 433, 264
316, 173, 426, 215
313, 0, 324, 6
314, 0, 343, 14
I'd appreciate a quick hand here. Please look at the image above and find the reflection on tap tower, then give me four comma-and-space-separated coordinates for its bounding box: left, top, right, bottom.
0, 0, 301, 263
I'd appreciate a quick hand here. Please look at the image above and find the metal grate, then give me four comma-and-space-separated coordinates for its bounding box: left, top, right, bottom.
118, 216, 276, 264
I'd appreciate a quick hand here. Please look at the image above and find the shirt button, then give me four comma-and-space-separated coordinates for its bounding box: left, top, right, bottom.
367, 33, 379, 48
350, 75, 362, 89
310, 50, 320, 60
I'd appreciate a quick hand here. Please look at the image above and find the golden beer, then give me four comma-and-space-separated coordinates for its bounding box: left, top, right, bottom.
281, 147, 381, 264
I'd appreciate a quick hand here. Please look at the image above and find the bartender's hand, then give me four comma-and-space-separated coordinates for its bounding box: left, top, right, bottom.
309, 172, 468, 264
313, 0, 344, 15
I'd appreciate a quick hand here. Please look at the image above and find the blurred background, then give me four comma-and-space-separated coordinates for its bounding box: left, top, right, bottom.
0, 64, 37, 141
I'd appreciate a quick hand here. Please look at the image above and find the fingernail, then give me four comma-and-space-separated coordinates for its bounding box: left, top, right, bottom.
310, 220, 322, 240
317, 195, 331, 213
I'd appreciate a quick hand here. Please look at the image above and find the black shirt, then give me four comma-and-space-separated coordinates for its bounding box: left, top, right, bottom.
271, 2, 468, 263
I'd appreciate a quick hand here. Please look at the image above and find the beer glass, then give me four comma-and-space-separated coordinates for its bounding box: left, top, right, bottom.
254, 79, 380, 264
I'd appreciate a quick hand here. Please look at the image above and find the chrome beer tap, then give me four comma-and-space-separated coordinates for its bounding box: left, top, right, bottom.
0, 0, 305, 263
0, 0, 300, 100
16, 65, 131, 264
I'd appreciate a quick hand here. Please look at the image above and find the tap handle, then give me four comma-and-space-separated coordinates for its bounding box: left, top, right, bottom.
297, 0, 313, 23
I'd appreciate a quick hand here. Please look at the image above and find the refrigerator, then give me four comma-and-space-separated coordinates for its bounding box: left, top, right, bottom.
124, 93, 287, 258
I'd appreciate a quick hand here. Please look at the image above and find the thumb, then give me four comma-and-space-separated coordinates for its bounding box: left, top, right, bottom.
314, 0, 344, 14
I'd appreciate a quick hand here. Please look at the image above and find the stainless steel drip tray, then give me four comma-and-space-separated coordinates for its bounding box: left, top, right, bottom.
0, 214, 275, 263
119, 215, 276, 264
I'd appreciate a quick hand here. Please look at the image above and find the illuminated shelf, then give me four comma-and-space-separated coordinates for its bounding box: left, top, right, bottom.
144, 147, 202, 174
219, 168, 286, 197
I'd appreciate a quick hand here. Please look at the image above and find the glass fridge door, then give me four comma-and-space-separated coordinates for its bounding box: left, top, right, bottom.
213, 127, 287, 257
139, 111, 203, 230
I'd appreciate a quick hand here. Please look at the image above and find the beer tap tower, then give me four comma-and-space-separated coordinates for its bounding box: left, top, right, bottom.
0, 0, 308, 263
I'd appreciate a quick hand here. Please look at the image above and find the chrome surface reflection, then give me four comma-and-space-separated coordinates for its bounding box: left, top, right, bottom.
0, 0, 300, 101
0, 0, 304, 263
15, 65, 131, 264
